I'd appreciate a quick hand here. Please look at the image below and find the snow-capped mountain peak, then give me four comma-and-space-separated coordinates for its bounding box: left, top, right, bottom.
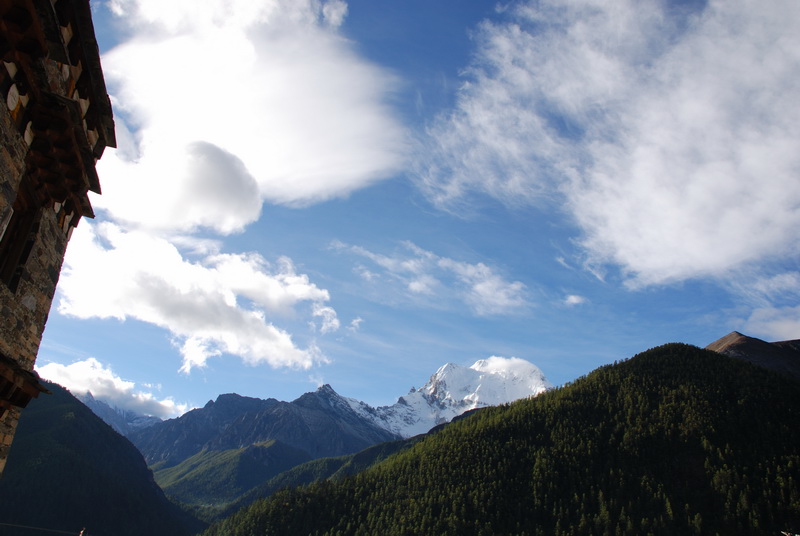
420, 357, 550, 409
348, 356, 552, 438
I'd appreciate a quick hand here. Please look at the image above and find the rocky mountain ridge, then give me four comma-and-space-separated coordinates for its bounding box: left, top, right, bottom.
78, 391, 162, 436
118, 355, 552, 468
706, 331, 800, 381
129, 386, 400, 468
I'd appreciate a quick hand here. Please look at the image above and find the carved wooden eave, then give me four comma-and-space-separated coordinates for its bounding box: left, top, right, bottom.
1, 0, 116, 222
27, 90, 99, 217
62, 0, 115, 151
0, 352, 49, 418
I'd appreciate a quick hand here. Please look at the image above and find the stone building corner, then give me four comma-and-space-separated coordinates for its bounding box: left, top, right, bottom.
0, 0, 115, 476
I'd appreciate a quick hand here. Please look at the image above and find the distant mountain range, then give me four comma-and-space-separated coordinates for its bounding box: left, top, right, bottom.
77, 391, 162, 436
88, 355, 551, 441
119, 356, 551, 515
14, 332, 797, 533
203, 342, 800, 536
128, 387, 401, 469
127, 356, 551, 467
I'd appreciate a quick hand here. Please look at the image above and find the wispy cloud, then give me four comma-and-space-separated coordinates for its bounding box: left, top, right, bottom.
348, 317, 364, 332
312, 304, 341, 334
733, 271, 800, 341
332, 240, 529, 315
59, 222, 334, 373
564, 295, 587, 307
419, 0, 800, 289
36, 358, 188, 418
743, 306, 800, 342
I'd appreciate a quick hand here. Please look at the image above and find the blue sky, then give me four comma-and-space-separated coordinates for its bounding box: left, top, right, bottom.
35, 0, 800, 417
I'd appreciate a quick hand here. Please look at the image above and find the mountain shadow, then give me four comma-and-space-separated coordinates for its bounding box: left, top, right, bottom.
0, 381, 203, 536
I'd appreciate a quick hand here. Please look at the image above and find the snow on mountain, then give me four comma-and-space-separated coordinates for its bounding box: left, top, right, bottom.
78, 392, 162, 437
80, 356, 550, 443
346, 356, 552, 438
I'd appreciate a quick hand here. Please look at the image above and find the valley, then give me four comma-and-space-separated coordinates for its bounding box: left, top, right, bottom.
1, 332, 797, 535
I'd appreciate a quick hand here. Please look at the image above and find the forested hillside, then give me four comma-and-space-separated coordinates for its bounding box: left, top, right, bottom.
0, 382, 202, 536
153, 439, 312, 519
204, 344, 800, 536
211, 435, 425, 522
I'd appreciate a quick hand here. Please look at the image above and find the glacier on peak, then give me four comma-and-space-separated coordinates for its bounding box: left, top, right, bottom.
346, 356, 552, 438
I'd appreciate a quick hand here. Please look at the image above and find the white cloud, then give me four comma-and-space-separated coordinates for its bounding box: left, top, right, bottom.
56, 0, 410, 378
743, 306, 800, 342
731, 271, 800, 307
333, 240, 528, 315
36, 358, 188, 418
728, 270, 800, 338
312, 304, 341, 334
419, 0, 800, 289
564, 294, 586, 306
436, 257, 528, 316
96, 0, 408, 234
308, 373, 325, 388
321, 0, 348, 27
348, 316, 363, 332
354, 265, 378, 282
58, 222, 333, 373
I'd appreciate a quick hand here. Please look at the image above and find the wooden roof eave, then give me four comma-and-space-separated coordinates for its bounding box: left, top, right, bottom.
38, 90, 100, 190
66, 0, 115, 149
27, 92, 99, 217
0, 352, 50, 411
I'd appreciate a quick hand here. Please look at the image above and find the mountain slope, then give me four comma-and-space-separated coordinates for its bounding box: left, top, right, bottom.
130, 387, 400, 468
347, 356, 552, 437
0, 382, 202, 536
215, 435, 428, 521
209, 411, 486, 521
706, 331, 800, 381
131, 356, 550, 477
78, 391, 162, 436
154, 440, 312, 510
204, 344, 800, 536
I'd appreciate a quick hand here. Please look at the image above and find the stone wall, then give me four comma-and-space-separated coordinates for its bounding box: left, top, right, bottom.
0, 407, 21, 475
0, 0, 115, 476
0, 61, 72, 472
0, 192, 69, 367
